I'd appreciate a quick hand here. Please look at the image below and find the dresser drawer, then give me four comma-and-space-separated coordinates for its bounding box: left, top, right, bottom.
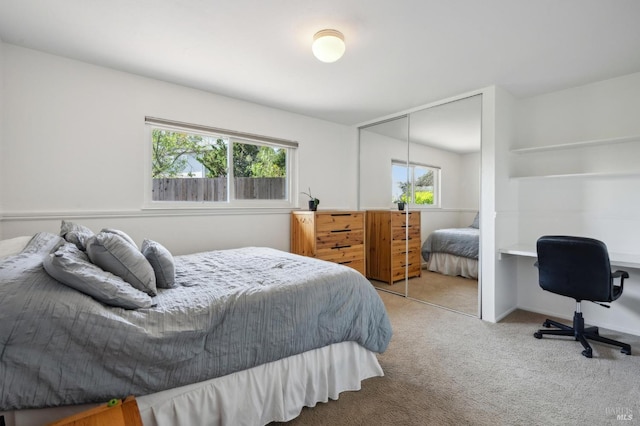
391, 226, 420, 241
407, 262, 422, 278
391, 212, 406, 228
407, 237, 421, 251
407, 246, 422, 262
338, 259, 365, 275
316, 229, 364, 249
316, 212, 364, 233
317, 244, 364, 264
406, 212, 420, 227
390, 211, 420, 227
392, 252, 409, 269
392, 239, 409, 254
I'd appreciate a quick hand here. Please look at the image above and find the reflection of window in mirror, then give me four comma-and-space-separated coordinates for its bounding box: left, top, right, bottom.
391, 160, 440, 207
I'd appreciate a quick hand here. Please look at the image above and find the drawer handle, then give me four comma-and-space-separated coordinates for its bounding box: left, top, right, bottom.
332, 245, 352, 249
331, 213, 353, 217
339, 260, 353, 265
331, 229, 352, 233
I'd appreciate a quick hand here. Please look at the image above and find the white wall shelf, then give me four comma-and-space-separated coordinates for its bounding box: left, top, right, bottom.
510, 171, 640, 180
511, 134, 640, 155
509, 134, 640, 179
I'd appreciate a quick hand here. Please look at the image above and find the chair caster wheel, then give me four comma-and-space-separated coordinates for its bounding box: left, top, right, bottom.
542, 321, 551, 328
582, 349, 592, 358
621, 348, 631, 355
533, 332, 542, 339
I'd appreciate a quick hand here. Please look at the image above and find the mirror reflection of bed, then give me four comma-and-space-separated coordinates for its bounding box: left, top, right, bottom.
368, 213, 480, 316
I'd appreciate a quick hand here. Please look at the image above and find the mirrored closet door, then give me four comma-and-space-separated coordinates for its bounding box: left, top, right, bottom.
358, 95, 482, 316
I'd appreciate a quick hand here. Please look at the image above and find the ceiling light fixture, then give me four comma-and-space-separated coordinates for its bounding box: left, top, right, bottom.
312, 29, 345, 63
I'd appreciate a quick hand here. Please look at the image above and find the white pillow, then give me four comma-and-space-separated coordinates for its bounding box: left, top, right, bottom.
0, 236, 33, 259
86, 232, 157, 296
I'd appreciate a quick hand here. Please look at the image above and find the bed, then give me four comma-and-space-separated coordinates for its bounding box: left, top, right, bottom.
420, 213, 479, 279
0, 225, 392, 425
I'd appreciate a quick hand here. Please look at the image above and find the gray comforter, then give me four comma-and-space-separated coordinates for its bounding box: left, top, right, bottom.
421, 227, 480, 261
0, 232, 392, 410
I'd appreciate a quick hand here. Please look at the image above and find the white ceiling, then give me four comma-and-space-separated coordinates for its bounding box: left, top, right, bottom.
1, 0, 640, 126
363, 95, 482, 153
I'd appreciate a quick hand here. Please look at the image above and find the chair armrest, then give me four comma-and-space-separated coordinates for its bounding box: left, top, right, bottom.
611, 270, 629, 292
612, 270, 629, 280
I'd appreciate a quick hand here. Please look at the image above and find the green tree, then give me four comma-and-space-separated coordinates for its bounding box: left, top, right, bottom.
196, 138, 228, 177
232, 143, 260, 177
415, 190, 434, 204
416, 170, 433, 187
152, 130, 205, 178
250, 147, 286, 177
152, 132, 287, 179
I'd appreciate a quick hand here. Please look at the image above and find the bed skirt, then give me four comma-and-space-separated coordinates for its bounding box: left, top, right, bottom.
1, 341, 383, 426
427, 252, 478, 279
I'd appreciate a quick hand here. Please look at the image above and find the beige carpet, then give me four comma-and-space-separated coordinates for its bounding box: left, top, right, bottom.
279, 291, 640, 425
370, 270, 478, 316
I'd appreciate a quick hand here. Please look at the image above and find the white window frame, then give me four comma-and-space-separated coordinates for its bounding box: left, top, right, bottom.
391, 159, 441, 208
144, 117, 298, 210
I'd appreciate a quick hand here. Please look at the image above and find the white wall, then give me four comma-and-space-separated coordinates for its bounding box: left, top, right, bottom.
0, 39, 4, 221
480, 86, 519, 322
0, 45, 355, 254
491, 86, 519, 321
359, 129, 406, 209
511, 72, 640, 335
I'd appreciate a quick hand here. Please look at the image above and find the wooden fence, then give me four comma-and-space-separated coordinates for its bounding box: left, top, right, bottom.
152, 177, 286, 201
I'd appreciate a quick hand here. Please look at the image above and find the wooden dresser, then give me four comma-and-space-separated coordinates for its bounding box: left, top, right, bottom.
366, 210, 421, 284
290, 211, 365, 275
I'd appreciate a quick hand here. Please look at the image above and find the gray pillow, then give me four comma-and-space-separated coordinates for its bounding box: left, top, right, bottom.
60, 220, 95, 251
470, 212, 480, 229
101, 228, 137, 248
141, 239, 176, 289
44, 242, 154, 309
86, 232, 157, 296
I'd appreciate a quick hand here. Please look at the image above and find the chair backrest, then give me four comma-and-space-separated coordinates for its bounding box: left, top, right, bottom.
536, 235, 613, 302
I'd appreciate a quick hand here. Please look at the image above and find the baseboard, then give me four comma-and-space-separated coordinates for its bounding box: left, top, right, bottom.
494, 305, 519, 322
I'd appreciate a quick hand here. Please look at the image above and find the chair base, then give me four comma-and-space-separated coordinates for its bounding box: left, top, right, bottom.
533, 311, 632, 358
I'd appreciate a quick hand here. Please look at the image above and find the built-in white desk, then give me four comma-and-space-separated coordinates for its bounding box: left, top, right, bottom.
499, 245, 640, 270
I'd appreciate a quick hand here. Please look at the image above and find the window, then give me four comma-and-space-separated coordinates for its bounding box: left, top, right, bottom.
392, 160, 440, 207
146, 117, 297, 207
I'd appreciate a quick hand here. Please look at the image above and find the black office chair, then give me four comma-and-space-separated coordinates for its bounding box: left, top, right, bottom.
533, 235, 632, 358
